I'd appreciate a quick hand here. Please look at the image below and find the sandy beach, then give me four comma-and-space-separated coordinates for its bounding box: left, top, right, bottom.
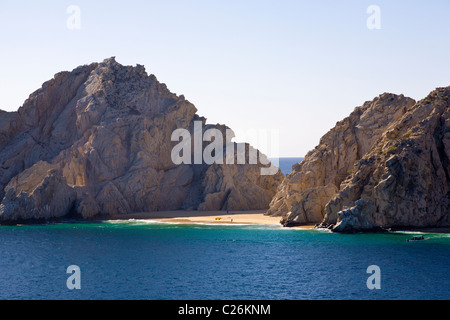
106, 212, 450, 233
109, 210, 315, 229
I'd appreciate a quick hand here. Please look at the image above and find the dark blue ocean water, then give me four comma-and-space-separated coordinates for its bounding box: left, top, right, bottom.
0, 221, 449, 300
271, 157, 303, 175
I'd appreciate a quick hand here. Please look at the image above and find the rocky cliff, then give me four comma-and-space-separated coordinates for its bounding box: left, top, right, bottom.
0, 58, 283, 224
268, 88, 449, 232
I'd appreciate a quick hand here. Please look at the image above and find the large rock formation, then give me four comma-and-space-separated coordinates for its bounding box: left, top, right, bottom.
268, 88, 450, 232
0, 58, 283, 224
325, 87, 450, 232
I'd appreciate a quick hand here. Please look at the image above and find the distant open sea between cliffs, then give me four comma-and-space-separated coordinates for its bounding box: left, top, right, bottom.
0, 158, 449, 300
271, 157, 303, 175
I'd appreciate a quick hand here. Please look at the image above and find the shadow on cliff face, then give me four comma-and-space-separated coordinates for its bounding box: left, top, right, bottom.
0, 58, 283, 225
269, 88, 450, 233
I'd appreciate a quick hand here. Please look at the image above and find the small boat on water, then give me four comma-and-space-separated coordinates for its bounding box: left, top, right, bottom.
406, 235, 430, 242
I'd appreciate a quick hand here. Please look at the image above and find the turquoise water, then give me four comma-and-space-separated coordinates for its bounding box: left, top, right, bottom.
0, 220, 449, 300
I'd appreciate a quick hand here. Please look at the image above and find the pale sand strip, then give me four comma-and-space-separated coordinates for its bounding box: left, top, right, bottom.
108, 210, 316, 229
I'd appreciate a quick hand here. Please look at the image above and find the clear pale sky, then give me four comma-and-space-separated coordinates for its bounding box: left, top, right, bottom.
1, 0, 449, 156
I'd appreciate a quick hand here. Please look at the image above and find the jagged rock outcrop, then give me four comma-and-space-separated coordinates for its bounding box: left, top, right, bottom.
267, 93, 416, 225
325, 87, 450, 232
0, 58, 283, 223
268, 88, 450, 232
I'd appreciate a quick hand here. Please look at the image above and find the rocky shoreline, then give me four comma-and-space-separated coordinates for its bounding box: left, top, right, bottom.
268, 88, 450, 233
3, 212, 449, 235
0, 58, 448, 232
0, 58, 282, 224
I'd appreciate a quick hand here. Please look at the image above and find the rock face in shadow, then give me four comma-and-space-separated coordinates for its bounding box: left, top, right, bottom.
325, 87, 450, 232
0, 58, 283, 223
268, 88, 450, 232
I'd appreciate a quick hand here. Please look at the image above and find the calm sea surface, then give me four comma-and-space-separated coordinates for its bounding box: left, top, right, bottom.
0, 159, 448, 300
0, 220, 449, 300
271, 157, 303, 175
